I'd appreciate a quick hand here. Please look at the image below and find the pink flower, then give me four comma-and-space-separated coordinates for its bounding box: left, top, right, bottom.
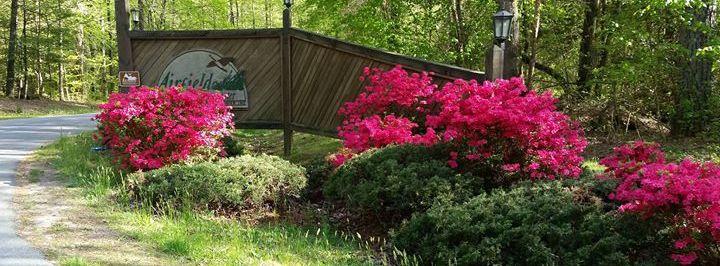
95, 86, 234, 170
335, 66, 586, 180
600, 141, 720, 265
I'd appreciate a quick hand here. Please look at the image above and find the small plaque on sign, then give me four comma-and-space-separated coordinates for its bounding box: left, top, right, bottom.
119, 71, 141, 87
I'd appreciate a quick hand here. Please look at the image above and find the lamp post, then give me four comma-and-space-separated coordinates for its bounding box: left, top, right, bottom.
485, 9, 517, 80
493, 10, 513, 45
130, 8, 140, 30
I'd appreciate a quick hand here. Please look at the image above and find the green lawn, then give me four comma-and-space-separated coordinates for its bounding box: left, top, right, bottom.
233, 129, 341, 165
35, 132, 373, 265
0, 98, 98, 120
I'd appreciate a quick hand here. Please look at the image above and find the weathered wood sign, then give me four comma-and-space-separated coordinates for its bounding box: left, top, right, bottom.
157, 49, 249, 109
115, 1, 484, 153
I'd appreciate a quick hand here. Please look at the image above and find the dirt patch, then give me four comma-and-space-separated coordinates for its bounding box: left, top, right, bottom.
12, 157, 183, 266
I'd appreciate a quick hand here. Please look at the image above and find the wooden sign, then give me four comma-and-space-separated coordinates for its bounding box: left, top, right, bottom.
157, 49, 249, 109
119, 71, 141, 87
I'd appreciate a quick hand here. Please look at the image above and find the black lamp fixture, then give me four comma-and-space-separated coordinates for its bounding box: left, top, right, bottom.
130, 8, 140, 30
284, 0, 293, 8
492, 9, 514, 44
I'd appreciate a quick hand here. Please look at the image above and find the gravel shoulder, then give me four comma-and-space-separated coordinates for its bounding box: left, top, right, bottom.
12, 156, 182, 266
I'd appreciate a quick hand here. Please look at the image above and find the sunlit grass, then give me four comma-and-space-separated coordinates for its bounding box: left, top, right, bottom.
34, 132, 372, 265
0, 99, 98, 120
234, 129, 341, 165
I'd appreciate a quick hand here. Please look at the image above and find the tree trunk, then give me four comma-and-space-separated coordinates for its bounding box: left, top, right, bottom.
77, 24, 86, 100
137, 0, 145, 30
577, 0, 600, 98
449, 0, 467, 66
57, 0, 65, 101
4, 0, 20, 97
673, 0, 717, 136
527, 0, 542, 88
35, 0, 42, 97
21, 0, 28, 99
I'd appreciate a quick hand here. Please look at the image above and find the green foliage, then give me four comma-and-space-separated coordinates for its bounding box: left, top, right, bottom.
393, 180, 673, 266
37, 133, 374, 265
127, 154, 307, 211
324, 144, 486, 218
302, 158, 333, 201
221, 134, 245, 157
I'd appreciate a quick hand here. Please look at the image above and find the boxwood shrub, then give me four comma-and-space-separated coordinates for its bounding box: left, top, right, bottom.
127, 154, 306, 211
392, 180, 673, 266
324, 144, 487, 218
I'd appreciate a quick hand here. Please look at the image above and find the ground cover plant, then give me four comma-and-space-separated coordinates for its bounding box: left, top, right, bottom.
325, 144, 485, 221
392, 179, 673, 265
127, 154, 307, 212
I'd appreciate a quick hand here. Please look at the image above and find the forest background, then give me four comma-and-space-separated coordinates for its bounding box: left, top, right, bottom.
0, 0, 718, 137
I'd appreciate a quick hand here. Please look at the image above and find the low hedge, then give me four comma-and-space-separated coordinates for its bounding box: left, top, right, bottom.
324, 144, 487, 218
127, 154, 306, 211
392, 180, 673, 265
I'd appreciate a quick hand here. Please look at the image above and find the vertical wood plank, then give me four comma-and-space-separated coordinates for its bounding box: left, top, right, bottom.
282, 8, 293, 156
115, 0, 133, 93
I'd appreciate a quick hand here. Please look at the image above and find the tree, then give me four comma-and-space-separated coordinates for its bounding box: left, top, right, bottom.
4, 0, 20, 97
672, 0, 717, 136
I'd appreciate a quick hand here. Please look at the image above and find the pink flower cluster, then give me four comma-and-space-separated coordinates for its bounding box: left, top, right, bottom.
334, 66, 587, 180
336, 66, 437, 155
426, 78, 586, 179
600, 141, 720, 265
95, 86, 234, 170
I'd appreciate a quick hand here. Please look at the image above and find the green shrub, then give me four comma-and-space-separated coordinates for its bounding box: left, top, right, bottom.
302, 158, 334, 201
392, 180, 673, 266
324, 144, 486, 218
222, 135, 245, 157
127, 154, 306, 211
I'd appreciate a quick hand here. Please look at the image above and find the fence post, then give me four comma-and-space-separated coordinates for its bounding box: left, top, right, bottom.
115, 0, 133, 93
282, 7, 293, 156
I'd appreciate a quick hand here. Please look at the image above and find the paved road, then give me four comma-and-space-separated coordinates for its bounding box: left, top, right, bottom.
0, 114, 96, 266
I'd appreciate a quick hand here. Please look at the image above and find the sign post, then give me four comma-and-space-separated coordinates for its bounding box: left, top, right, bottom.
282, 5, 293, 156
115, 0, 134, 93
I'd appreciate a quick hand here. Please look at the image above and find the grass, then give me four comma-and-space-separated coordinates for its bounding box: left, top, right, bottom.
0, 97, 98, 120
233, 129, 341, 165
34, 132, 373, 265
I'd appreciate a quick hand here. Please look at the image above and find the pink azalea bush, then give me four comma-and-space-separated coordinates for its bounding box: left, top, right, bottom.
334, 66, 586, 180
600, 141, 720, 265
95, 86, 234, 170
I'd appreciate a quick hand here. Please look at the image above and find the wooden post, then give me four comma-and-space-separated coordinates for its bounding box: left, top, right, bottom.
115, 0, 133, 93
484, 42, 518, 80
282, 7, 293, 156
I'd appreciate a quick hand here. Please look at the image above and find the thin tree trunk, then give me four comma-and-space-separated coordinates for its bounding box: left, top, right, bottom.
527, 0, 542, 88
35, 0, 42, 97
251, 0, 256, 28
77, 24, 86, 100
57, 0, 65, 101
449, 0, 467, 66
4, 0, 20, 97
137, 0, 145, 30
264, 0, 270, 27
21, 0, 28, 99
